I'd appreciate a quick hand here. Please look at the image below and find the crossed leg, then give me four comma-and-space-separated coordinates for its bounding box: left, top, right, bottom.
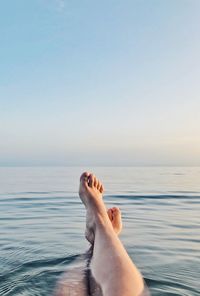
88, 207, 122, 296
79, 172, 145, 296
54, 206, 122, 296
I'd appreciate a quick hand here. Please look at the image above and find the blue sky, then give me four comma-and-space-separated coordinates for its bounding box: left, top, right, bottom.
1, 0, 200, 166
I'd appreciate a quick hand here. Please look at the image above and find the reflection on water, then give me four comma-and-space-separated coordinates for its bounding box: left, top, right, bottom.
0, 167, 200, 295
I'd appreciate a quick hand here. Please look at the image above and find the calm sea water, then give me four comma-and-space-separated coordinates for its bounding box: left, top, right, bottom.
0, 167, 200, 296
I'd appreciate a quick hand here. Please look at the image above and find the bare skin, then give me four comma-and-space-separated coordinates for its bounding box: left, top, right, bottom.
79, 172, 145, 296
88, 207, 122, 296
86, 206, 122, 244
107, 207, 122, 236
54, 207, 122, 296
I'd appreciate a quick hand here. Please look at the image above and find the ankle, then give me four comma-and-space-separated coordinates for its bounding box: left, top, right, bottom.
94, 212, 113, 231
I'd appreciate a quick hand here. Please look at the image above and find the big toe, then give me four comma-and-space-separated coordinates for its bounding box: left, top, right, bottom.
113, 207, 121, 219
80, 172, 90, 187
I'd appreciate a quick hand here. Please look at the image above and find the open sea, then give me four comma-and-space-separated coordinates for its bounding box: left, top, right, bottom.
0, 166, 200, 296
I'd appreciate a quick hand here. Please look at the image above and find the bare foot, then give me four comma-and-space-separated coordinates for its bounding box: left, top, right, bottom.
86, 207, 122, 244
107, 207, 122, 236
79, 172, 113, 244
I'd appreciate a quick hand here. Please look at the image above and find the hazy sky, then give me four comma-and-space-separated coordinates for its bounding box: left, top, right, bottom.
1, 0, 200, 166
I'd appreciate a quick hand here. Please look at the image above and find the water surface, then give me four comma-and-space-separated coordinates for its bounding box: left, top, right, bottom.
0, 167, 200, 295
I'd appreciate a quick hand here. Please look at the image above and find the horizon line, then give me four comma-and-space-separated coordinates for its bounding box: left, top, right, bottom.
0, 164, 200, 168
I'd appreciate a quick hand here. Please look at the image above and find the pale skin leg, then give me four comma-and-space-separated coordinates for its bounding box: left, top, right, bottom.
79, 172, 145, 296
86, 206, 122, 244
88, 207, 122, 296
54, 207, 122, 296
54, 266, 88, 296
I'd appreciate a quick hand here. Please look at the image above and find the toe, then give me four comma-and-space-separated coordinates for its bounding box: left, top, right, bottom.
113, 207, 121, 217
94, 176, 98, 188
99, 184, 104, 193
88, 174, 95, 187
97, 180, 101, 190
80, 171, 89, 180
98, 181, 102, 190
80, 172, 90, 186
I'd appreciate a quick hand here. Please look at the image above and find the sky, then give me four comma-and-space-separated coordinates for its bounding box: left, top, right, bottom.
0, 0, 200, 166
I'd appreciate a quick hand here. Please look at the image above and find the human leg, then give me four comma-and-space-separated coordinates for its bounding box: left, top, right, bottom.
53, 254, 88, 296
88, 207, 122, 296
54, 207, 122, 296
79, 172, 145, 296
